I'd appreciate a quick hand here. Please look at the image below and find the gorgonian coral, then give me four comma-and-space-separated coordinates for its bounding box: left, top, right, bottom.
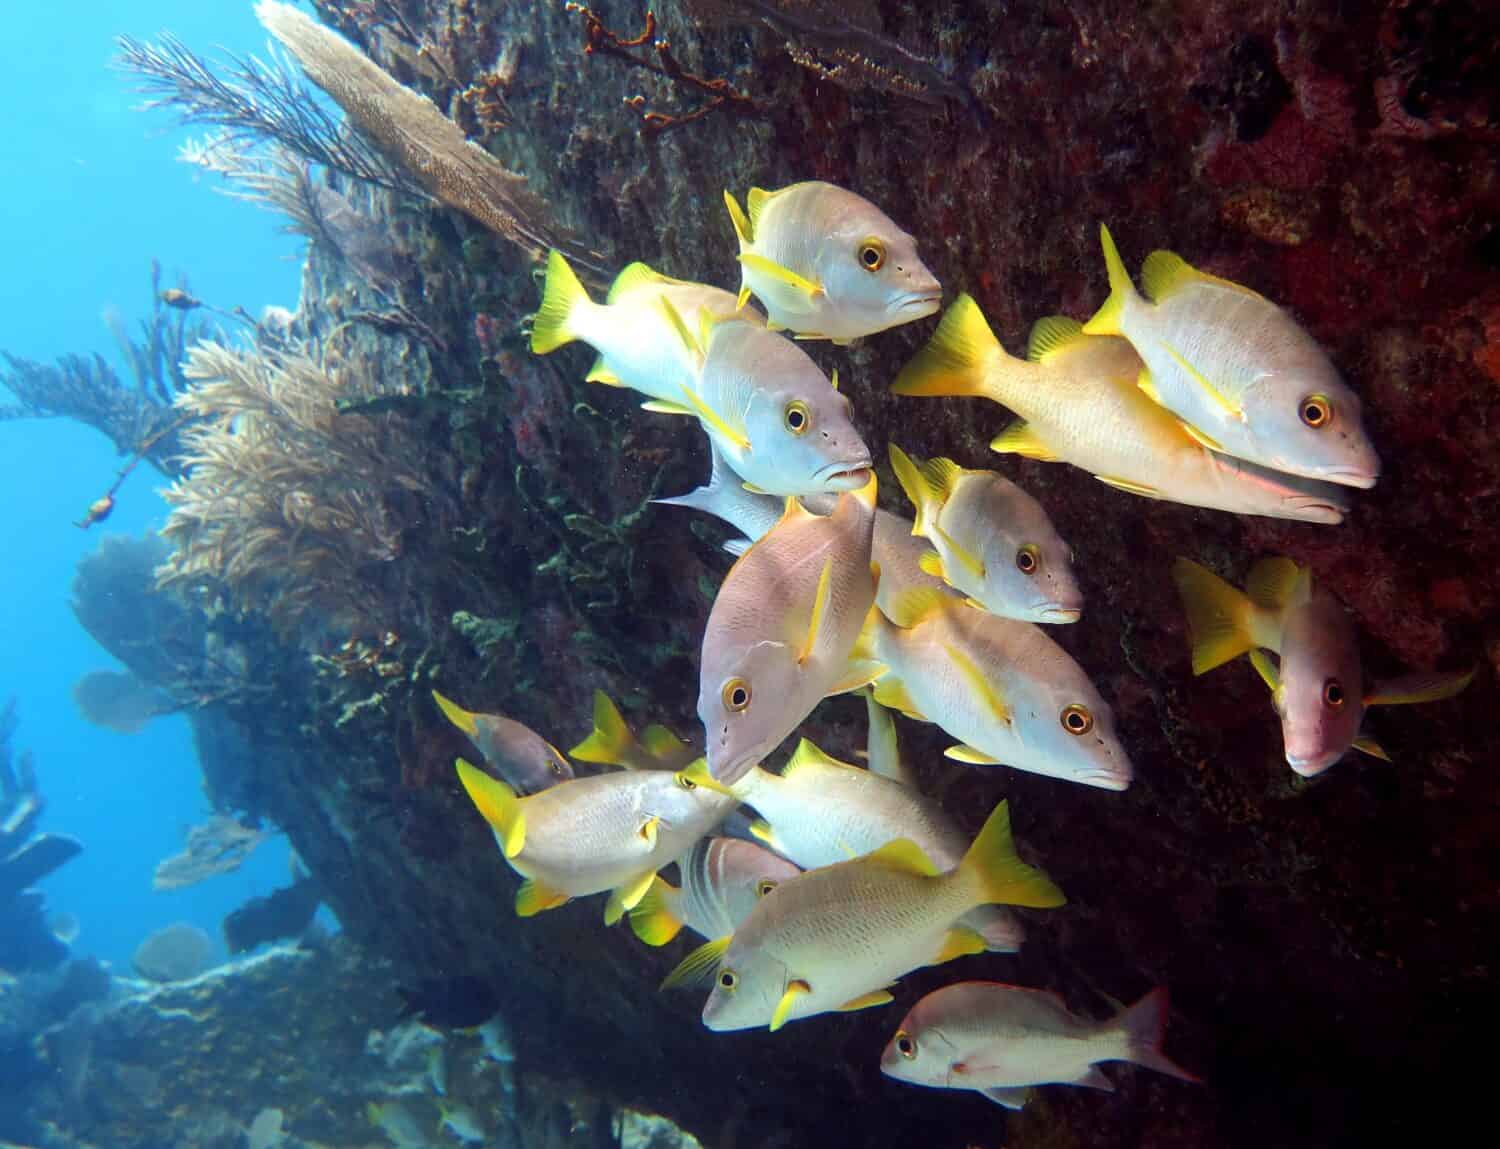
156, 341, 430, 632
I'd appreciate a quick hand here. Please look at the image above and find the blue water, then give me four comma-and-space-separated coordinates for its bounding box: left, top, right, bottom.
0, 1, 304, 971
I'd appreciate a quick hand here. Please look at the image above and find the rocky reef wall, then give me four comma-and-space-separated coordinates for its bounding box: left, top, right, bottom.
27, 2, 1500, 1146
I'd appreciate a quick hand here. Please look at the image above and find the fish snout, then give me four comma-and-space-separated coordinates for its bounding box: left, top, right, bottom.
1285, 748, 1343, 777
1037, 605, 1082, 624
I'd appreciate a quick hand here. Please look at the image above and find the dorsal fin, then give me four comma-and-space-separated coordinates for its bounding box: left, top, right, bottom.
723, 190, 752, 245
607, 261, 675, 304
887, 586, 952, 629
1141, 250, 1264, 302
865, 837, 940, 877
797, 556, 834, 665
746, 186, 775, 234
1245, 557, 1308, 611
1026, 316, 1087, 364
782, 738, 850, 780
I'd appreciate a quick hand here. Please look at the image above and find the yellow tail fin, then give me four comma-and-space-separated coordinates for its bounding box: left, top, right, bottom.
569, 690, 639, 768
891, 294, 1002, 399
958, 800, 1066, 909
431, 689, 479, 738
723, 189, 752, 246
1082, 225, 1137, 337
628, 876, 684, 946
889, 443, 960, 538
455, 758, 525, 858
531, 250, 591, 354
1171, 558, 1256, 675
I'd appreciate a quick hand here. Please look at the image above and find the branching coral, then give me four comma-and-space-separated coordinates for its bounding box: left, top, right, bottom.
255, 1, 605, 273
0, 263, 216, 475
156, 341, 432, 632
116, 30, 418, 194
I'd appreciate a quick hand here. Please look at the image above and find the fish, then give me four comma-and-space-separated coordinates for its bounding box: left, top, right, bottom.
663, 800, 1064, 1032
529, 252, 759, 405
892, 295, 1351, 524
699, 475, 882, 784
1082, 226, 1380, 488
366, 1099, 429, 1149
723, 181, 942, 343
1172, 557, 1473, 775
454, 756, 734, 922
880, 983, 1199, 1107
657, 441, 949, 620
432, 690, 573, 795
437, 1101, 487, 1144
866, 588, 1133, 791
569, 689, 698, 773
629, 836, 802, 946
733, 739, 1024, 952
863, 689, 916, 789
396, 974, 500, 1030
888, 443, 1082, 624
672, 313, 875, 497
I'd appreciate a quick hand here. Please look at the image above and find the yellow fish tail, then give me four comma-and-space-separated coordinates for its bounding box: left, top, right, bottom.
889, 443, 961, 540
891, 294, 1003, 399
569, 690, 640, 769
959, 800, 1066, 909
531, 249, 593, 354
455, 758, 526, 858
1082, 224, 1137, 337
1171, 558, 1261, 675
723, 189, 752, 246
431, 689, 480, 738
628, 876, 684, 946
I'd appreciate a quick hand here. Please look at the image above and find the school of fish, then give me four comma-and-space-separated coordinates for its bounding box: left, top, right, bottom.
439, 181, 1473, 1116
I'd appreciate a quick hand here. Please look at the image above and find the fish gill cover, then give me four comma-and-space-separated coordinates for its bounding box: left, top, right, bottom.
1, 1, 1498, 1146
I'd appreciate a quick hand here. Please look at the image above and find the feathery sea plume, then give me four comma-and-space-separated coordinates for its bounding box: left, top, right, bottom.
155, 341, 430, 632
252, 1, 604, 271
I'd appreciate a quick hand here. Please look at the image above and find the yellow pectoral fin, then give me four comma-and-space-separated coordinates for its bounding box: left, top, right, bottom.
835, 989, 895, 1013
1364, 668, 1475, 706
943, 641, 1010, 726
677, 381, 750, 452
770, 979, 812, 1032
1249, 649, 1282, 694
934, 926, 987, 965
918, 549, 946, 579
747, 818, 781, 851
641, 399, 696, 416
605, 869, 660, 926
515, 877, 569, 917
1095, 474, 1163, 498
738, 253, 824, 307
638, 815, 661, 849
1158, 340, 1243, 420
1176, 417, 1227, 453
826, 660, 888, 696
932, 522, 985, 583
989, 421, 1060, 461
736, 285, 752, 309
797, 556, 834, 666
872, 676, 927, 722
1352, 734, 1392, 762
945, 744, 1001, 765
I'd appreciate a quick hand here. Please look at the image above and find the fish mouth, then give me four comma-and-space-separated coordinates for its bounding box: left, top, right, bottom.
1285, 750, 1342, 777
815, 459, 874, 489
893, 289, 943, 316
1079, 768, 1132, 792
1311, 466, 1379, 490
1283, 498, 1346, 524
1036, 604, 1082, 624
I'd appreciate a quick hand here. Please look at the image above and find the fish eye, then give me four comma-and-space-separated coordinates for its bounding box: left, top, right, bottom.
722, 678, 751, 712
755, 879, 778, 898
1016, 544, 1040, 575
1299, 394, 1331, 428
1322, 678, 1346, 708
857, 237, 886, 273
1060, 704, 1094, 735
718, 969, 738, 991
783, 400, 811, 436
676, 773, 697, 791
894, 1030, 917, 1059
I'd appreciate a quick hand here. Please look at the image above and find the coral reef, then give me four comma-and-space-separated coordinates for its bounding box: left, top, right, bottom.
16, 2, 1499, 1146
0, 699, 81, 975
130, 922, 215, 983
26, 936, 704, 1149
